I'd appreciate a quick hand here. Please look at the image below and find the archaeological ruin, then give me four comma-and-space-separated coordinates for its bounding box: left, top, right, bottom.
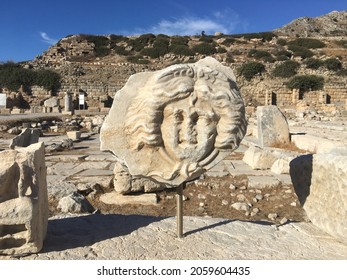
0, 11, 347, 258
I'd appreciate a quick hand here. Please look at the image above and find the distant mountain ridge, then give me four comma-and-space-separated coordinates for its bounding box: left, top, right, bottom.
274, 10, 347, 37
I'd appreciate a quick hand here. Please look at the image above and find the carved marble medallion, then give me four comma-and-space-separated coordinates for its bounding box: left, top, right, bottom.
101, 57, 247, 186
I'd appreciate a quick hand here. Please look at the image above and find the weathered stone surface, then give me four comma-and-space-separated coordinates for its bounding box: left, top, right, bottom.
271, 158, 292, 174
247, 175, 281, 189
0, 142, 48, 255
58, 192, 95, 213
44, 97, 59, 108
66, 131, 81, 141
101, 57, 247, 186
257, 105, 289, 147
290, 153, 347, 242
9, 128, 40, 149
112, 161, 164, 194
100, 192, 158, 205
242, 145, 277, 170
291, 134, 345, 153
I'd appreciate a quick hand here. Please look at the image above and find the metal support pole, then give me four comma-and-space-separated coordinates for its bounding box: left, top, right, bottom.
176, 183, 184, 238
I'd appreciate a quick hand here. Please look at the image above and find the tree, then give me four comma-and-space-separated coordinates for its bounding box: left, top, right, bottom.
287, 75, 324, 91
238, 62, 265, 80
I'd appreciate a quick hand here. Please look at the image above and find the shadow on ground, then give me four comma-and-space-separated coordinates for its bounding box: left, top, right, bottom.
41, 214, 166, 253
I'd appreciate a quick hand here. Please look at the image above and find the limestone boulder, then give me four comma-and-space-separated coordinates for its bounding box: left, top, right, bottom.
0, 142, 48, 255
290, 153, 347, 242
243, 145, 277, 170
257, 105, 289, 148
44, 97, 59, 108
113, 161, 164, 194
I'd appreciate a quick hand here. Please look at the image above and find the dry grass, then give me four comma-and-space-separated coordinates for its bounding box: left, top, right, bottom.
270, 141, 308, 153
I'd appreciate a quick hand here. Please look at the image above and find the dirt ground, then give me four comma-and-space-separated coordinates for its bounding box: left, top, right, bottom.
1, 130, 307, 225
90, 152, 307, 225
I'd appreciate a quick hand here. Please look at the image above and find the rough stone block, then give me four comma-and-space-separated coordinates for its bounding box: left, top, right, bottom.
271, 158, 292, 174
0, 142, 48, 255
290, 154, 347, 242
44, 97, 59, 108
9, 128, 40, 149
257, 105, 289, 148
243, 146, 277, 170
67, 131, 81, 141
100, 192, 158, 205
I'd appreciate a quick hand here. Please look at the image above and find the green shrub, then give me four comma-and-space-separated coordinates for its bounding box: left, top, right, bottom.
0, 62, 60, 91
34, 69, 61, 91
128, 34, 156, 52
288, 45, 313, 59
238, 61, 265, 80
288, 38, 326, 49
248, 49, 274, 62
141, 47, 159, 58
157, 34, 170, 39
225, 52, 234, 63
80, 34, 109, 47
79, 34, 111, 57
94, 47, 111, 57
171, 36, 189, 46
169, 44, 194, 56
192, 43, 216, 55
112, 45, 130, 56
272, 61, 300, 78
304, 58, 323, 69
138, 33, 156, 44
110, 34, 127, 43
276, 50, 292, 59
334, 40, 347, 49
276, 55, 290, 61
153, 38, 170, 56
232, 32, 276, 42
222, 38, 236, 46
324, 58, 342, 71
199, 36, 214, 43
337, 69, 347, 76
126, 55, 149, 64
287, 75, 324, 91
216, 47, 227, 53
277, 38, 287, 46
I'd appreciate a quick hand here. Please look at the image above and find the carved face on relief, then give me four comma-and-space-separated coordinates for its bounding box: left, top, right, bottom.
161, 89, 218, 164
123, 62, 246, 184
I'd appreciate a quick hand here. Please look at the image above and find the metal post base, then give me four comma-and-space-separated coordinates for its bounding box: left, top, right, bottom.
176, 184, 184, 238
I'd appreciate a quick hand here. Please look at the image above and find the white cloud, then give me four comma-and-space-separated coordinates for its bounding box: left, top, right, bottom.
133, 10, 246, 36
39, 32, 58, 45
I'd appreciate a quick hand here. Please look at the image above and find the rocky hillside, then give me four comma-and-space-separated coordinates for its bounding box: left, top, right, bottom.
2, 11, 345, 111
274, 10, 347, 37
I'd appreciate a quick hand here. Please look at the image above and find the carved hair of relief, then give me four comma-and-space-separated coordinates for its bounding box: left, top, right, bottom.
123, 64, 247, 183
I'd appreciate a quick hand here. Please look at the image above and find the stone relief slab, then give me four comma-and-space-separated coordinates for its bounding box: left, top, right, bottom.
0, 142, 48, 255
101, 57, 247, 186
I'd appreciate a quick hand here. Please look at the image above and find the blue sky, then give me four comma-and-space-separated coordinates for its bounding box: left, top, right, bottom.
0, 0, 346, 62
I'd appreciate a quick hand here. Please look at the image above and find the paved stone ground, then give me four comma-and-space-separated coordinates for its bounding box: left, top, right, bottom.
1, 214, 347, 260
1, 116, 347, 260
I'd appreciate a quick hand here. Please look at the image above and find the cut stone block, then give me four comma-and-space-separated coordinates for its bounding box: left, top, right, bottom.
100, 192, 158, 205
247, 175, 281, 189
0, 142, 48, 255
257, 105, 289, 148
243, 146, 277, 170
271, 158, 291, 174
66, 131, 81, 141
290, 154, 347, 243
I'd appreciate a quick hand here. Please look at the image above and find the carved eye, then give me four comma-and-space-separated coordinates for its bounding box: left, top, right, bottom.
174, 111, 183, 122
